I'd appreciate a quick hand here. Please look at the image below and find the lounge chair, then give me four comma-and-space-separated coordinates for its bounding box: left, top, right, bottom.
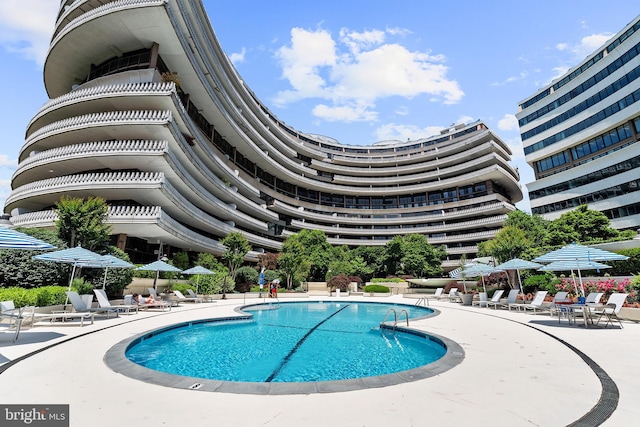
1, 300, 35, 326
488, 289, 518, 309
125, 294, 171, 311
1, 302, 25, 342
94, 289, 138, 315
549, 291, 570, 317
447, 288, 461, 303
173, 290, 200, 303
472, 292, 488, 307
510, 291, 549, 313
479, 289, 504, 309
187, 289, 213, 303
66, 291, 120, 318
593, 293, 628, 328
415, 288, 444, 306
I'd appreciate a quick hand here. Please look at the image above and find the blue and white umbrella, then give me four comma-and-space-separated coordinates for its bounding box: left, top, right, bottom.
136, 260, 182, 290
33, 246, 106, 305
78, 254, 134, 290
494, 258, 543, 292
0, 227, 56, 250
182, 265, 216, 295
534, 243, 627, 296
450, 263, 502, 293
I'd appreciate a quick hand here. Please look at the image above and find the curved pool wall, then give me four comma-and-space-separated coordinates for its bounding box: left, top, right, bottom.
105, 301, 465, 395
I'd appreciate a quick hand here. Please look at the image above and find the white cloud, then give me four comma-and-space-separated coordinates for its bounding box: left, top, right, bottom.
374, 123, 444, 142
312, 103, 377, 122
504, 136, 526, 162
0, 154, 18, 169
491, 71, 529, 86
273, 26, 463, 123
556, 33, 614, 63
0, 0, 57, 65
497, 114, 519, 132
228, 47, 246, 64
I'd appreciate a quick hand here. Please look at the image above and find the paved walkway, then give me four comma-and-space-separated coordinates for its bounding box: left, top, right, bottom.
1, 295, 638, 426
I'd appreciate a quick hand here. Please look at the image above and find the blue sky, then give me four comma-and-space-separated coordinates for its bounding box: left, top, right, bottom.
0, 0, 638, 215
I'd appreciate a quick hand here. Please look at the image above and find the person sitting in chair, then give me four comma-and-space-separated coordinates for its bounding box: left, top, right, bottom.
132, 293, 156, 304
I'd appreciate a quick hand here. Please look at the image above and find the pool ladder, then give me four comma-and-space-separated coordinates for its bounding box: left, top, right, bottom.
380, 308, 409, 331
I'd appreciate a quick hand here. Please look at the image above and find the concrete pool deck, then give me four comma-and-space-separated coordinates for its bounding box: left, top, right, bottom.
1, 295, 638, 426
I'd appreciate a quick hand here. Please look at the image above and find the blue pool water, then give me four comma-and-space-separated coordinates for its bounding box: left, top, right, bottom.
126, 301, 445, 383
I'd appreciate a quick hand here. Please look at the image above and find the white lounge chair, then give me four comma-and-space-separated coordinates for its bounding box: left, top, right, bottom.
510, 291, 549, 313
1, 300, 35, 327
593, 293, 628, 328
187, 289, 212, 303
415, 288, 443, 306
173, 290, 200, 303
1, 302, 25, 342
66, 291, 119, 318
447, 288, 461, 303
480, 289, 504, 309
488, 289, 518, 309
94, 289, 138, 315
472, 292, 488, 307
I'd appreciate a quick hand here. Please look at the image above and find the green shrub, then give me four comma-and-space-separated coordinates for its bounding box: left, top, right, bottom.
364, 284, 390, 293
71, 278, 94, 295
171, 282, 194, 295
371, 277, 405, 283
0, 286, 67, 307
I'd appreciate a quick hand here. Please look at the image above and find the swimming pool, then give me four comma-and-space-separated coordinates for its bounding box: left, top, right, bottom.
107, 301, 465, 394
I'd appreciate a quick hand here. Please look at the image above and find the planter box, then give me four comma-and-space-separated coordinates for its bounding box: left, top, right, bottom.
364, 292, 391, 297
619, 307, 640, 322
460, 293, 474, 306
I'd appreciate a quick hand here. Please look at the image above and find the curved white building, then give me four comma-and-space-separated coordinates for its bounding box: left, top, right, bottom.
519, 15, 640, 231
5, 0, 522, 267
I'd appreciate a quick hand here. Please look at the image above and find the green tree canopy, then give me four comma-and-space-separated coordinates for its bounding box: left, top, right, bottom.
221, 232, 251, 292
55, 196, 111, 251
546, 205, 619, 246
279, 233, 311, 289
479, 226, 530, 264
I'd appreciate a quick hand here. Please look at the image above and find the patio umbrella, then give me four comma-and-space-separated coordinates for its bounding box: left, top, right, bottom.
79, 254, 134, 290
449, 263, 484, 292
538, 260, 612, 296
181, 265, 216, 295
494, 258, 543, 293
534, 243, 628, 296
0, 227, 56, 250
32, 246, 106, 306
461, 263, 504, 293
136, 259, 182, 289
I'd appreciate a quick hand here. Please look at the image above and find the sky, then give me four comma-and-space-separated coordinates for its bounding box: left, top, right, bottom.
0, 0, 638, 216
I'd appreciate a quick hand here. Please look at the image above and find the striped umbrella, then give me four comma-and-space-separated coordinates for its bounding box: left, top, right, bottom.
79, 254, 134, 290
182, 265, 216, 295
534, 243, 627, 296
0, 227, 56, 250
33, 246, 106, 306
136, 260, 182, 290
494, 258, 543, 293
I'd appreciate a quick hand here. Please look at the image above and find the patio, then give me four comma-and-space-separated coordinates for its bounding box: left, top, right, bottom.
1, 295, 639, 426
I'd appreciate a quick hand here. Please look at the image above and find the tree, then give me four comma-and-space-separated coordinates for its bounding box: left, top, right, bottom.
55, 196, 111, 251
352, 246, 386, 280
479, 226, 530, 264
505, 210, 549, 244
400, 234, 446, 278
297, 230, 334, 281
279, 234, 311, 289
546, 205, 618, 246
221, 232, 251, 297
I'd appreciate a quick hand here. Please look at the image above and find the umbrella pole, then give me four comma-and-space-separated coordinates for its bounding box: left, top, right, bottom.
64, 262, 78, 309
577, 268, 585, 297
102, 266, 109, 290
482, 276, 486, 294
